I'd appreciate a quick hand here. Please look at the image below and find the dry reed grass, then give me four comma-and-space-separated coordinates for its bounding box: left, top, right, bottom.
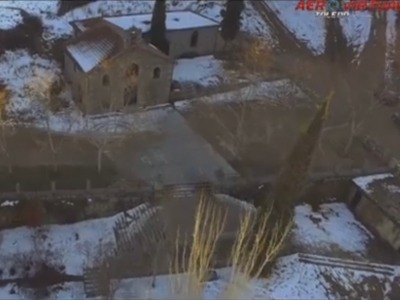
163, 193, 292, 299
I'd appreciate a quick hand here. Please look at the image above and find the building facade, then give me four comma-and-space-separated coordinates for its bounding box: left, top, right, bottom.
64, 20, 173, 114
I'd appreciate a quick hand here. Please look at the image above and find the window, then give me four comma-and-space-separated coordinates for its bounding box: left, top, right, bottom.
126, 63, 139, 77
153, 67, 160, 79
190, 30, 198, 47
123, 87, 137, 106
102, 74, 110, 86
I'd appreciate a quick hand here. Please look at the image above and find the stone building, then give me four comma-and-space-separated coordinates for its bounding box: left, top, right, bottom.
70, 10, 223, 59
64, 19, 173, 114
349, 173, 400, 251
65, 10, 223, 114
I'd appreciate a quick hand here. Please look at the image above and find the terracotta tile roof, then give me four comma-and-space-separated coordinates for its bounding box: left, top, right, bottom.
66, 25, 123, 73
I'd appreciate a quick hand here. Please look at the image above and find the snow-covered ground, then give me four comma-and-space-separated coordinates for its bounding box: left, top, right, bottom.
0, 50, 61, 115
264, 1, 326, 55
0, 0, 271, 43
292, 203, 373, 255
173, 56, 226, 87
339, 11, 372, 58
173, 55, 259, 87
0, 7, 23, 30
176, 79, 309, 110
264, 1, 372, 57
0, 200, 390, 298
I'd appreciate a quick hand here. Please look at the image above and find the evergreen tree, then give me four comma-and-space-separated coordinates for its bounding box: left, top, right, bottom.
150, 0, 169, 54
265, 91, 332, 213
220, 0, 244, 42
252, 92, 333, 276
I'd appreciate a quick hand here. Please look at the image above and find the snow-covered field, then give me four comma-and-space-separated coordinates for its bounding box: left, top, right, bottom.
0, 199, 396, 299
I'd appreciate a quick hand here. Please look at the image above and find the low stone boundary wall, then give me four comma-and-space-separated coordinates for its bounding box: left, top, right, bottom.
0, 166, 392, 203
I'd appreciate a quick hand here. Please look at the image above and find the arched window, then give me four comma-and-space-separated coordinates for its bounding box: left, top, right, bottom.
190, 30, 198, 47
126, 64, 139, 77
153, 67, 160, 79
102, 74, 110, 86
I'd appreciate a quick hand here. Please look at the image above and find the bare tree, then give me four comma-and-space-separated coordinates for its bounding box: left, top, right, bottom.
341, 83, 383, 154
24, 69, 72, 171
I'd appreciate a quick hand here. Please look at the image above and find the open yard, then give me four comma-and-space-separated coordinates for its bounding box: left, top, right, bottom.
177, 80, 383, 178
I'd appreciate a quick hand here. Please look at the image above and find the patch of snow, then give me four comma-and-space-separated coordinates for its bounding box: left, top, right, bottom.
385, 184, 400, 194
42, 105, 172, 135
0, 1, 59, 18
352, 173, 393, 192
339, 11, 372, 58
264, 1, 325, 55
63, 0, 190, 21
0, 204, 149, 278
293, 203, 373, 254
175, 79, 308, 110
66, 37, 115, 73
0, 7, 23, 30
0, 200, 19, 207
189, 1, 273, 41
173, 55, 230, 87
0, 1, 72, 42
111, 254, 400, 299
0, 254, 398, 299
0, 50, 61, 117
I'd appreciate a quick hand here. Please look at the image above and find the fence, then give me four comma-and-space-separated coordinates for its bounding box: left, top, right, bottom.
0, 166, 393, 202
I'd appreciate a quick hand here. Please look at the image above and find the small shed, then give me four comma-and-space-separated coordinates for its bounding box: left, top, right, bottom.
349, 173, 400, 251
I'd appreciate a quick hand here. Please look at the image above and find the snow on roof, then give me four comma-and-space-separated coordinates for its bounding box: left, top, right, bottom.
105, 11, 218, 33
66, 26, 122, 73
353, 173, 394, 193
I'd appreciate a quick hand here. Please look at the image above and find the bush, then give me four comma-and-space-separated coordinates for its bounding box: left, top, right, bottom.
0, 13, 43, 55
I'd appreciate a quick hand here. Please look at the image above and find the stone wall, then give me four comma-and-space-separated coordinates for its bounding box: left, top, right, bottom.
355, 195, 400, 251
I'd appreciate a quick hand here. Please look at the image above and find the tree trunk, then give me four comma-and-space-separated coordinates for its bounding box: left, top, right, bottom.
97, 149, 103, 173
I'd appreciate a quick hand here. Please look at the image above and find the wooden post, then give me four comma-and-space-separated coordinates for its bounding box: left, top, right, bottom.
86, 179, 91, 191
51, 181, 56, 192
15, 182, 20, 193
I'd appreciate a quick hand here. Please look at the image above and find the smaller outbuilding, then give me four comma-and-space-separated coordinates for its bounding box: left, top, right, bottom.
349, 173, 400, 252
70, 10, 224, 59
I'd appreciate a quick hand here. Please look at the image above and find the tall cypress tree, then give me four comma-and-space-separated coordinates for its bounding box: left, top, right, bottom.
265, 91, 332, 214
150, 0, 169, 54
220, 0, 244, 42
252, 92, 333, 276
